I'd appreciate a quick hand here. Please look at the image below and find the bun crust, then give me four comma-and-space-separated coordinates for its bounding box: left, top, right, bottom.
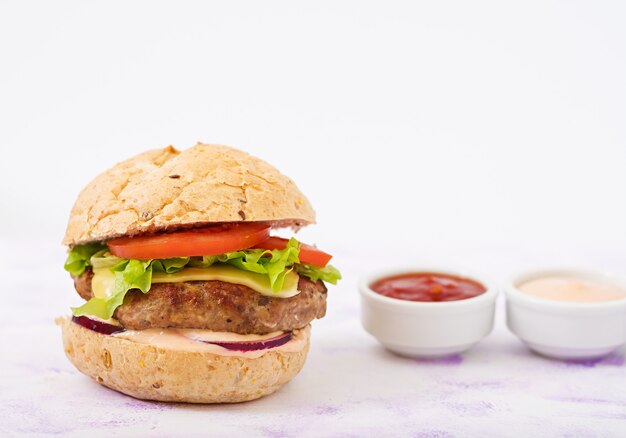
63, 143, 315, 245
60, 318, 310, 403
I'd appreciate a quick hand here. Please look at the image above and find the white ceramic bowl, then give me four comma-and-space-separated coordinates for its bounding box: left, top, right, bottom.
359, 268, 498, 358
505, 268, 626, 360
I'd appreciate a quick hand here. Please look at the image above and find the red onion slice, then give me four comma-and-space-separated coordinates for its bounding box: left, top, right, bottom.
72, 315, 126, 335
183, 331, 293, 351
210, 332, 292, 351
72, 315, 292, 351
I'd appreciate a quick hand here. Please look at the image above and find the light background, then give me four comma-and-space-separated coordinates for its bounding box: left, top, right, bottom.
1, 1, 626, 437
1, 0, 625, 254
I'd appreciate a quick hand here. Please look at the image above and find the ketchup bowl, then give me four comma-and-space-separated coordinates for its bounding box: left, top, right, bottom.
359, 268, 498, 358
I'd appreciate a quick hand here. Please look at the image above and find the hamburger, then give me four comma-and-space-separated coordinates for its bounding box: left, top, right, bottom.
58, 143, 340, 403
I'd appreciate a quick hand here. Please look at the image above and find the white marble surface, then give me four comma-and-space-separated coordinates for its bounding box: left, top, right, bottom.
2, 238, 626, 437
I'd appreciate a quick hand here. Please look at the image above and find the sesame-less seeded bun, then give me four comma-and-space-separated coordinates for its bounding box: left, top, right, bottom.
63, 143, 316, 246
59, 318, 310, 403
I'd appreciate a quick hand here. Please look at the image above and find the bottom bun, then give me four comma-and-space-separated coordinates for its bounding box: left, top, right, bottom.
59, 318, 310, 403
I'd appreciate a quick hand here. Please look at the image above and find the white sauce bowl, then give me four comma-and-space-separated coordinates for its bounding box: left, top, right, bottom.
359, 268, 498, 358
505, 268, 626, 360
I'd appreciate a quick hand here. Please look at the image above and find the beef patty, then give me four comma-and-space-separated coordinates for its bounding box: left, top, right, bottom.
73, 269, 327, 334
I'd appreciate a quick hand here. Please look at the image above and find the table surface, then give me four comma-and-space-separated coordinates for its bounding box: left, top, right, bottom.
2, 239, 625, 437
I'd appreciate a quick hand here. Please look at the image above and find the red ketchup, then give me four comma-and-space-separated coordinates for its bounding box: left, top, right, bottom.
371, 272, 486, 302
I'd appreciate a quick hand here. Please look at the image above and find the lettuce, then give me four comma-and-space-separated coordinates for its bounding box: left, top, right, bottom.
212, 238, 301, 291
65, 238, 341, 320
295, 263, 342, 285
152, 257, 190, 273
184, 238, 301, 290
67, 244, 192, 318
72, 259, 153, 319
63, 243, 106, 276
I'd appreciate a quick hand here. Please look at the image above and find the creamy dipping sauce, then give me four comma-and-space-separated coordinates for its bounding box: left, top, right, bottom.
518, 276, 626, 303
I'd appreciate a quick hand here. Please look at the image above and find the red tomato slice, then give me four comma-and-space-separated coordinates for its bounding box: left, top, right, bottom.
108, 224, 271, 260
254, 236, 333, 267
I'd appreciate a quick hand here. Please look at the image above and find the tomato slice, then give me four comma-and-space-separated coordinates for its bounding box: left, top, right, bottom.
108, 224, 271, 260
254, 236, 333, 267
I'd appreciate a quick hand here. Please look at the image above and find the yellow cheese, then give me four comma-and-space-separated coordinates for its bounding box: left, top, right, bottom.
92, 269, 116, 299
91, 265, 300, 299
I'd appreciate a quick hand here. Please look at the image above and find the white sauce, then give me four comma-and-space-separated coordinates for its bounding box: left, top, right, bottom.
112, 325, 310, 359
519, 276, 626, 303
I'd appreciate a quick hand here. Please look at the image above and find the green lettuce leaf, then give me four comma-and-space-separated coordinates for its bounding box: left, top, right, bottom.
90, 249, 122, 270
152, 257, 190, 273
295, 263, 342, 284
67, 238, 341, 320
216, 238, 301, 290
186, 238, 301, 290
72, 259, 154, 319
63, 244, 107, 276
187, 255, 217, 268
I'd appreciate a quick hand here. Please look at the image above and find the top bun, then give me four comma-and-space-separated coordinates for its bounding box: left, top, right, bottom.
63, 143, 315, 245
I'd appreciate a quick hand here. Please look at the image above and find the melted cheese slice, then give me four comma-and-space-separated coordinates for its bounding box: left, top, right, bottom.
91, 265, 300, 299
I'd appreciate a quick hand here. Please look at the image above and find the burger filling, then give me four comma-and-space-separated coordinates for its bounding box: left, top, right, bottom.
73, 268, 327, 334
64, 224, 341, 337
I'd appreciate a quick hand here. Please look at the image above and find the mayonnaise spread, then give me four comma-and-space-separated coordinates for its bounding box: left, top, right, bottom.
112, 324, 310, 358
